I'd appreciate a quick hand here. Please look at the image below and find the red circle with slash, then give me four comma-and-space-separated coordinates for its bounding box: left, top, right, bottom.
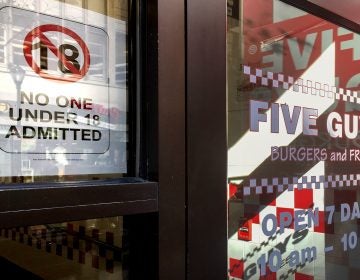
23, 24, 90, 82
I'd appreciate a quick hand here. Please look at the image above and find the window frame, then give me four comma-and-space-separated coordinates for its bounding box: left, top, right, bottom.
0, 179, 157, 228
0, 0, 159, 229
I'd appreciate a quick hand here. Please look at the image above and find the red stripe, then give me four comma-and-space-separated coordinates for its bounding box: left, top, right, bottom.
243, 0, 273, 32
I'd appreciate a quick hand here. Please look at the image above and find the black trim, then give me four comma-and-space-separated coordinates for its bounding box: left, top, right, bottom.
140, 0, 158, 181
0, 179, 157, 228
127, 0, 138, 176
0, 257, 42, 279
124, 212, 158, 280
280, 0, 360, 34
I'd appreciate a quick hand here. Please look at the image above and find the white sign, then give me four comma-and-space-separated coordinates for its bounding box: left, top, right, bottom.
0, 2, 127, 177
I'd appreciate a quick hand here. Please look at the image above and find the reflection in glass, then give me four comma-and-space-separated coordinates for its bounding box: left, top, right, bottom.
0, 0, 128, 183
0, 217, 127, 279
227, 0, 360, 279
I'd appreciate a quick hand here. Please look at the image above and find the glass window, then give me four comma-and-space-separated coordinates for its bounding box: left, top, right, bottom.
227, 0, 360, 279
0, 217, 127, 279
0, 0, 129, 183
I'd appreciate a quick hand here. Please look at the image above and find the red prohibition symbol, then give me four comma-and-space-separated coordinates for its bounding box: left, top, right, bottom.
23, 24, 90, 83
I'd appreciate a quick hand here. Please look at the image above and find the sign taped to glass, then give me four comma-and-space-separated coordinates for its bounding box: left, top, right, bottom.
0, 2, 127, 177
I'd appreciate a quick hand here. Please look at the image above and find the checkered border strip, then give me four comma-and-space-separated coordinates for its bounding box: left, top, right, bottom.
243, 174, 360, 196
0, 224, 120, 273
243, 65, 360, 104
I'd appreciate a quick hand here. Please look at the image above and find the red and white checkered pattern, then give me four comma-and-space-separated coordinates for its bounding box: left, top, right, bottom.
243, 65, 360, 104
228, 162, 327, 279
242, 174, 360, 196
0, 222, 121, 274
229, 168, 360, 279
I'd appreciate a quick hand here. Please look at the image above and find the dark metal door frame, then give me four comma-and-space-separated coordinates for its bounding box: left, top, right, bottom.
158, 0, 227, 279
158, 0, 186, 278
186, 0, 227, 279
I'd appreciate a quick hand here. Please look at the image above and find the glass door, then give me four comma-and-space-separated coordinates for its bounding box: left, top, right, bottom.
227, 1, 360, 279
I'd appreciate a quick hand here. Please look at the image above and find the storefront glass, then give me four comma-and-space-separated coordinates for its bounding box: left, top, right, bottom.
227, 0, 360, 278
0, 0, 128, 183
0, 217, 128, 279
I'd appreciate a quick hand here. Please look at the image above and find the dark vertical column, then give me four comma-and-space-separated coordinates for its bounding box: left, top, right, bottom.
158, 0, 186, 279
187, 0, 227, 279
